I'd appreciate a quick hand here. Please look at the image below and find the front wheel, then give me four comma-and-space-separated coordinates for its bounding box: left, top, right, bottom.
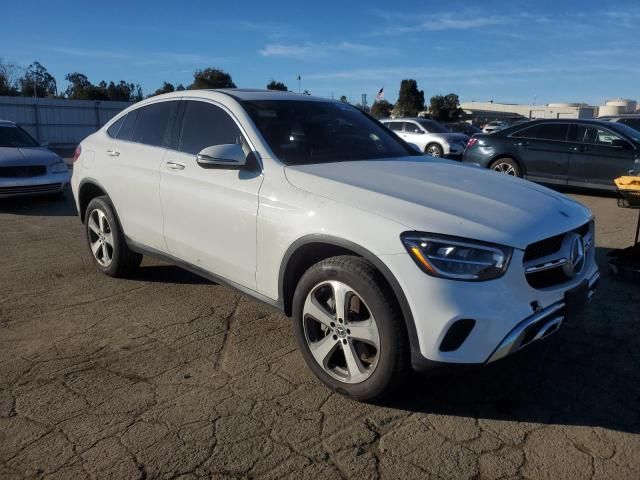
84, 196, 142, 277
425, 143, 444, 157
292, 256, 408, 402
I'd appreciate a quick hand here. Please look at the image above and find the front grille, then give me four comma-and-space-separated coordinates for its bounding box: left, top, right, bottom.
0, 166, 47, 177
523, 221, 592, 289
0, 183, 62, 196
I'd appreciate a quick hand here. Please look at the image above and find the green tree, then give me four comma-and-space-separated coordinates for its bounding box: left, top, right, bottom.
19, 62, 57, 97
64, 73, 95, 99
149, 81, 175, 97
339, 95, 348, 103
394, 79, 424, 117
0, 59, 20, 96
176, 84, 185, 91
370, 99, 393, 119
429, 93, 463, 122
266, 79, 287, 91
189, 68, 236, 89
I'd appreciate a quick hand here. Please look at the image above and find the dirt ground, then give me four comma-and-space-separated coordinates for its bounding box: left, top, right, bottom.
1, 187, 638, 479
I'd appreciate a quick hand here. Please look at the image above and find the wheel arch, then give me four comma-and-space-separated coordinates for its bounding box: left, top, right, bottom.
278, 235, 420, 359
78, 178, 109, 223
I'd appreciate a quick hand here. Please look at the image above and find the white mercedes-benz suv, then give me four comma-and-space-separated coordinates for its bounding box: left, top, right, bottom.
71, 89, 599, 401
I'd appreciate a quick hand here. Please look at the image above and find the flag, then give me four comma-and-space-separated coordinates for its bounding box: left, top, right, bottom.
375, 87, 384, 101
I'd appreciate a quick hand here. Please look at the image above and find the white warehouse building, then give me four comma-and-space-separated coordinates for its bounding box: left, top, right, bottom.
460, 101, 596, 122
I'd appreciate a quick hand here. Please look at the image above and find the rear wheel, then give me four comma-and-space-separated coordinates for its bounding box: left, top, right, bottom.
292, 256, 408, 402
84, 196, 142, 277
490, 157, 522, 177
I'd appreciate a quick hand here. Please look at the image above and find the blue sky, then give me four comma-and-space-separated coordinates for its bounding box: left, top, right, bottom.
2, 0, 639, 105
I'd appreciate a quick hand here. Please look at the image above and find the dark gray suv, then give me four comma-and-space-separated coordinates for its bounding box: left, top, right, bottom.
462, 119, 640, 190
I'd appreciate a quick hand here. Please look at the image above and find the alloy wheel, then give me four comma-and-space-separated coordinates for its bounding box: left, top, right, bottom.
426, 144, 443, 157
493, 162, 516, 175
88, 208, 114, 267
302, 280, 380, 384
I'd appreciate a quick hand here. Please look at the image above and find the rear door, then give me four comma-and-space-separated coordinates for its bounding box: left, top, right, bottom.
159, 99, 263, 289
567, 124, 637, 189
100, 100, 179, 251
509, 123, 570, 185
401, 121, 427, 149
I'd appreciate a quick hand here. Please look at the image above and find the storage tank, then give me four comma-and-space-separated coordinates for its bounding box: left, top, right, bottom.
605, 98, 637, 113
598, 105, 627, 117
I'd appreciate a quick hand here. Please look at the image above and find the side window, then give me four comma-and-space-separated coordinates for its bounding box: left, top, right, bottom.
620, 118, 640, 131
576, 125, 622, 146
106, 115, 125, 138
131, 101, 178, 147
178, 101, 246, 155
387, 122, 403, 132
117, 109, 139, 141
513, 123, 568, 141
403, 122, 420, 133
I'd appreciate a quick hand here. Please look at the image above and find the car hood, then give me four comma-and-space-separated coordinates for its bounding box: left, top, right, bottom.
0, 147, 61, 167
284, 157, 591, 250
433, 132, 469, 143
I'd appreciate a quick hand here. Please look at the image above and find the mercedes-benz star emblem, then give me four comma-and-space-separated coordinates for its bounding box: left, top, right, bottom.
561, 233, 585, 277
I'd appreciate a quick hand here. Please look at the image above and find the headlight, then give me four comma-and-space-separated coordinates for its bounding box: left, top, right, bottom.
401, 233, 513, 281
50, 162, 68, 173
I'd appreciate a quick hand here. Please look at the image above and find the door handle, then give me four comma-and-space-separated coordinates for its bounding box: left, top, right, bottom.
570, 146, 588, 153
106, 149, 120, 157
165, 161, 185, 171
517, 141, 529, 147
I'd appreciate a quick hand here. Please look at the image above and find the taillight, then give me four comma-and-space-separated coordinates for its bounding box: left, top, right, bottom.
467, 137, 479, 148
72, 145, 81, 163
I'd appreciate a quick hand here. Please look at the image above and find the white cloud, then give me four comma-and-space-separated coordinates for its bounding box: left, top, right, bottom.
259, 41, 393, 59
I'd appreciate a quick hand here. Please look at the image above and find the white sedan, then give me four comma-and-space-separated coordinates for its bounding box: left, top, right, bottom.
0, 120, 70, 198
381, 118, 469, 158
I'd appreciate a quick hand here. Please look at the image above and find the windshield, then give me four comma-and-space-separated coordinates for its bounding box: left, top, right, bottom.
242, 100, 418, 165
0, 125, 40, 148
608, 122, 640, 144
417, 119, 449, 134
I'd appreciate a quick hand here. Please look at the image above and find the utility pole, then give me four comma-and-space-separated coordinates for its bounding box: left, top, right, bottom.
361, 93, 367, 110
297, 75, 301, 94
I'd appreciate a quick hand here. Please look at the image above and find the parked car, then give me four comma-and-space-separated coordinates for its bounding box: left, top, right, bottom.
482, 121, 509, 134
599, 114, 640, 133
0, 120, 70, 198
463, 118, 640, 190
72, 90, 599, 401
446, 122, 482, 136
380, 118, 469, 158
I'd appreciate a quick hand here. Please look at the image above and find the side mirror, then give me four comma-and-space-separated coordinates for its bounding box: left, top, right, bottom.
196, 144, 246, 168
413, 129, 424, 134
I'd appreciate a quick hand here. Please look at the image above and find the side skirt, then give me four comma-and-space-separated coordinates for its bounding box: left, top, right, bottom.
125, 237, 285, 313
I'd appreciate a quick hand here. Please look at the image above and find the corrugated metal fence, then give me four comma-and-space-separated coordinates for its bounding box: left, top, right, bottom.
0, 96, 133, 146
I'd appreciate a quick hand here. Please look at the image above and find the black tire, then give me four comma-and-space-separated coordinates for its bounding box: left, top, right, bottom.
425, 143, 444, 157
84, 196, 142, 277
292, 255, 408, 402
490, 157, 522, 177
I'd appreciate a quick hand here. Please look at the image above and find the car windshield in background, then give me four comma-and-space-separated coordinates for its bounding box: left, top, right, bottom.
417, 119, 449, 134
242, 100, 417, 165
0, 125, 40, 148
608, 122, 640, 144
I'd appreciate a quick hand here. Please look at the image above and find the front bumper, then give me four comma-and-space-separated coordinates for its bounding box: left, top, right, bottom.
379, 245, 599, 369
0, 171, 70, 198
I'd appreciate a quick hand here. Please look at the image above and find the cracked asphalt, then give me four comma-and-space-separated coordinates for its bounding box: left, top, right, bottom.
1, 188, 639, 479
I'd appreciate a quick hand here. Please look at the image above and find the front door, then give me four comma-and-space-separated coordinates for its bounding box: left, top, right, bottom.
510, 123, 571, 185
567, 124, 638, 189
159, 99, 263, 289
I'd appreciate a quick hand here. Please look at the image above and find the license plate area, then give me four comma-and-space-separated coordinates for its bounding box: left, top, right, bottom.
564, 280, 589, 322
